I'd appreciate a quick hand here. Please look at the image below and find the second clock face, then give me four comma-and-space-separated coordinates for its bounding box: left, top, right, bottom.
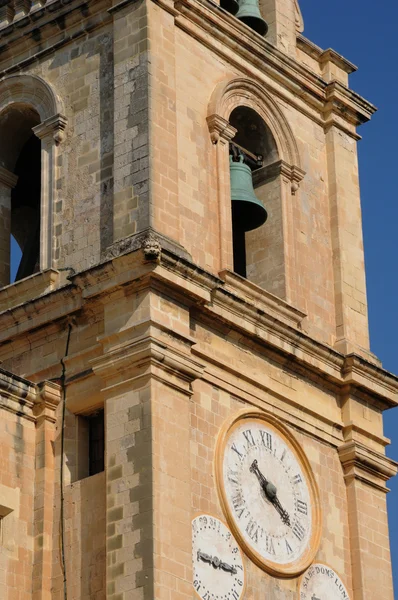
216, 411, 321, 577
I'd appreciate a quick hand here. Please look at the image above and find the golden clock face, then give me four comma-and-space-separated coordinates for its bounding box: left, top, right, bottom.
215, 409, 322, 577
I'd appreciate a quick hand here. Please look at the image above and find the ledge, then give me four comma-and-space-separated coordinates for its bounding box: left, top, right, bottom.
297, 35, 357, 75
218, 270, 306, 329
338, 440, 398, 492
0, 269, 60, 313
0, 242, 397, 411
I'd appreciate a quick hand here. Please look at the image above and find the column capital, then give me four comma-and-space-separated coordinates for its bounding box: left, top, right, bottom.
33, 113, 68, 145
0, 166, 18, 188
206, 114, 237, 145
338, 440, 397, 493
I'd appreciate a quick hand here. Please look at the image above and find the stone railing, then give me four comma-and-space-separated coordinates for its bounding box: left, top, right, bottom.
0, 0, 57, 28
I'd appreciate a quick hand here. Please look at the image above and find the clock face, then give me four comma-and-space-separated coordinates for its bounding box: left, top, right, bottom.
298, 563, 351, 599
215, 410, 322, 577
192, 514, 245, 600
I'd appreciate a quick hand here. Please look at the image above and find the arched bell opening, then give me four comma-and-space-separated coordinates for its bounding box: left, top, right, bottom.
0, 104, 41, 285
229, 106, 280, 283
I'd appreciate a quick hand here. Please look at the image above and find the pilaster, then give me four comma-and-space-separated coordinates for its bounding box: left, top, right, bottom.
339, 392, 397, 600
32, 382, 61, 600
91, 281, 204, 599
33, 114, 67, 273
325, 123, 370, 355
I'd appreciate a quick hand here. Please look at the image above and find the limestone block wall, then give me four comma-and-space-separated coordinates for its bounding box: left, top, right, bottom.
0, 404, 35, 600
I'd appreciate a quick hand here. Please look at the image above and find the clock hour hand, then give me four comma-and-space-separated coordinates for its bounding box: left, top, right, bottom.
250, 460, 291, 527
197, 550, 237, 575
197, 550, 212, 564
220, 561, 237, 575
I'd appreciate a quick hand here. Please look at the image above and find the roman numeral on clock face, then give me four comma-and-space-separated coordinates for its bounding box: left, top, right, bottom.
292, 521, 306, 541
293, 473, 302, 484
242, 429, 256, 447
297, 499, 308, 515
232, 493, 245, 518
285, 539, 293, 555
266, 535, 276, 555
259, 430, 273, 450
246, 518, 260, 543
231, 443, 243, 460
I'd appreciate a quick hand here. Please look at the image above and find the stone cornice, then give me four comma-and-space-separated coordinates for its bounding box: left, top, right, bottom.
0, 0, 374, 137
0, 367, 37, 420
33, 114, 68, 145
0, 245, 397, 410
206, 114, 237, 144
34, 380, 61, 423
0, 0, 112, 75
252, 160, 306, 195
91, 331, 205, 395
324, 81, 376, 129
172, 0, 373, 134
297, 35, 357, 75
338, 440, 397, 492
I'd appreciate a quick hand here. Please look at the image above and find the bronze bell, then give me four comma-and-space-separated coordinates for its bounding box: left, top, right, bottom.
235, 0, 268, 36
230, 155, 267, 232
220, 0, 239, 15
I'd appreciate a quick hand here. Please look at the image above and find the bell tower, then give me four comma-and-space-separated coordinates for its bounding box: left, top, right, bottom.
0, 1, 396, 600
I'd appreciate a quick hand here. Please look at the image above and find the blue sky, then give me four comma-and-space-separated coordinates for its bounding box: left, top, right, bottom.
299, 0, 398, 591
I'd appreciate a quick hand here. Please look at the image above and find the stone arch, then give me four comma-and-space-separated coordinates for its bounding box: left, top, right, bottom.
206, 76, 304, 297
207, 76, 303, 177
0, 74, 63, 123
0, 74, 67, 286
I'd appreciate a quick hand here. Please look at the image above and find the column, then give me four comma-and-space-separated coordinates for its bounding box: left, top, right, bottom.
0, 167, 18, 287
339, 392, 397, 599
325, 123, 370, 354
32, 382, 61, 600
33, 113, 67, 272
206, 115, 236, 272
91, 283, 204, 600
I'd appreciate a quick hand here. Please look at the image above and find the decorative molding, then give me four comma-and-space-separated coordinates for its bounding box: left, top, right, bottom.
252, 160, 306, 195
0, 247, 397, 410
206, 114, 237, 145
141, 233, 162, 261
207, 77, 303, 171
33, 113, 68, 145
338, 440, 398, 492
103, 228, 191, 262
324, 81, 376, 130
34, 380, 61, 424
218, 269, 306, 328
0, 74, 64, 122
294, 0, 304, 33
91, 334, 205, 395
0, 166, 18, 189
297, 35, 357, 76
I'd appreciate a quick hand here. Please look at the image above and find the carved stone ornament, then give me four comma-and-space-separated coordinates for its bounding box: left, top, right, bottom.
142, 233, 162, 260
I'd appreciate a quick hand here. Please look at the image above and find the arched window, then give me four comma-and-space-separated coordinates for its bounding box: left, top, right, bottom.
0, 75, 66, 288
207, 77, 304, 300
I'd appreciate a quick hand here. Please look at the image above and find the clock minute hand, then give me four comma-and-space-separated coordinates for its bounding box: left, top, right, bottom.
250, 460, 291, 527
270, 495, 291, 527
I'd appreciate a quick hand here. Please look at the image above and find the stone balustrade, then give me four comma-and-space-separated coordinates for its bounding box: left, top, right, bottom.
0, 0, 56, 28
